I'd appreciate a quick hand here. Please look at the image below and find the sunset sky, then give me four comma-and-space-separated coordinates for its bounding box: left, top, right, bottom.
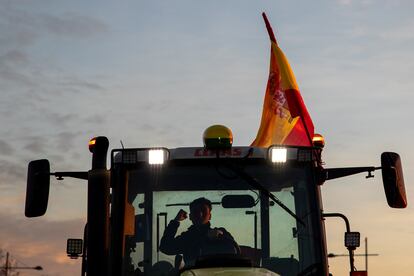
0, 0, 413, 275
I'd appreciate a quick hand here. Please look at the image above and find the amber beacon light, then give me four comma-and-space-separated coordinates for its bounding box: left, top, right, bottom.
203, 125, 233, 150
312, 134, 325, 148
88, 138, 97, 153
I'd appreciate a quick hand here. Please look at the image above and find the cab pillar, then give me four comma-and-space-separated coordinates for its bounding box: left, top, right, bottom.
87, 137, 110, 276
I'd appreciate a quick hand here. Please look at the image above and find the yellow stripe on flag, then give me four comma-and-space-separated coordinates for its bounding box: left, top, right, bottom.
272, 43, 299, 91
251, 41, 300, 147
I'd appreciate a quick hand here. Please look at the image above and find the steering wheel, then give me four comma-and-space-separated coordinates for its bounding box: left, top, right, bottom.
199, 235, 241, 256
297, 263, 322, 276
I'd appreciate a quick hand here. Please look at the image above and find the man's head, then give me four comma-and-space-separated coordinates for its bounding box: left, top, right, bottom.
189, 197, 212, 225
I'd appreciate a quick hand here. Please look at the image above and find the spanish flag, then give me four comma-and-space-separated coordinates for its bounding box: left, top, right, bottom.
252, 13, 314, 147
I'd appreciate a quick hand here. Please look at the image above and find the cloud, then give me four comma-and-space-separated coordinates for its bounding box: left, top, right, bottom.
336, 0, 374, 6
23, 138, 48, 154
0, 213, 83, 246
0, 50, 34, 93
0, 132, 88, 191
47, 113, 80, 129
0, 211, 84, 275
0, 49, 29, 66
39, 12, 109, 38
0, 140, 14, 155
0, 6, 109, 95
337, 0, 353, 5
59, 79, 106, 91
0, 63, 36, 89
84, 114, 106, 125
16, 132, 89, 170
0, 5, 113, 145
378, 20, 414, 41
0, 5, 109, 47
53, 131, 84, 152
0, 160, 26, 187
0, 5, 39, 48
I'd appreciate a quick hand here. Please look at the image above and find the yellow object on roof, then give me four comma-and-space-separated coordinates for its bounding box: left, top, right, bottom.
203, 125, 233, 149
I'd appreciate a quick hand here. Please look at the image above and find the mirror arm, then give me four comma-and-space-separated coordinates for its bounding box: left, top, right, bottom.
323, 166, 381, 181
322, 212, 354, 272
51, 171, 88, 180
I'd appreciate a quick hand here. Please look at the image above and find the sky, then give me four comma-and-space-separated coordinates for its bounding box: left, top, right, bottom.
0, 0, 413, 275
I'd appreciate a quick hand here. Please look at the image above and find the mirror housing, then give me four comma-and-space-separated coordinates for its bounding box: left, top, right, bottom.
222, 194, 255, 208
381, 152, 407, 208
25, 159, 50, 217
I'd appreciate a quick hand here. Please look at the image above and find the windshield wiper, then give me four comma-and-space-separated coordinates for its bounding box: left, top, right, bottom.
225, 163, 306, 227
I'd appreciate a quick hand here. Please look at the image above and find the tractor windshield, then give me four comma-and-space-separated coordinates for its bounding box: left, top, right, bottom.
116, 154, 323, 276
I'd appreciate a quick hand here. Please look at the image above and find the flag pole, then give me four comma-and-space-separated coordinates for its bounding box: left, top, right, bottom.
262, 13, 277, 44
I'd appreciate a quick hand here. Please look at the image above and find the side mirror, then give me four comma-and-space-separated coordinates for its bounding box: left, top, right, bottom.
381, 152, 407, 208
222, 194, 255, 208
25, 159, 50, 217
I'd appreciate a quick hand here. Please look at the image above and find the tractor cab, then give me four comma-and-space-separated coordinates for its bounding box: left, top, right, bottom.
110, 133, 327, 275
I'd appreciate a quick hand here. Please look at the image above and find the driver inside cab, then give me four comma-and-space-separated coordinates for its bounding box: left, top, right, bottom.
159, 197, 238, 266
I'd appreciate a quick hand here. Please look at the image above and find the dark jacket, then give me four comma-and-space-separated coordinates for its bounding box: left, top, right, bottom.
159, 220, 236, 266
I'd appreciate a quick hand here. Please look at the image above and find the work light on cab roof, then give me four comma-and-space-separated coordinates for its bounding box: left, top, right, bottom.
203, 125, 233, 150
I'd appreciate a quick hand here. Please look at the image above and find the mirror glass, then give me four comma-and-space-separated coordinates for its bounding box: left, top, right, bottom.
221, 194, 256, 208
381, 152, 407, 208
25, 159, 50, 217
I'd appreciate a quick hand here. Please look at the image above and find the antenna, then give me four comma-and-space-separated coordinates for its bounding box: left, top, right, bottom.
120, 140, 125, 149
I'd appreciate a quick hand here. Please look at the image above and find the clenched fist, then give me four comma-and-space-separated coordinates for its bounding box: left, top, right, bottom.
174, 209, 188, 222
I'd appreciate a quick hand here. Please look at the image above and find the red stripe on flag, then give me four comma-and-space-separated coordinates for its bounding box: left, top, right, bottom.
282, 120, 311, 146
284, 88, 314, 144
